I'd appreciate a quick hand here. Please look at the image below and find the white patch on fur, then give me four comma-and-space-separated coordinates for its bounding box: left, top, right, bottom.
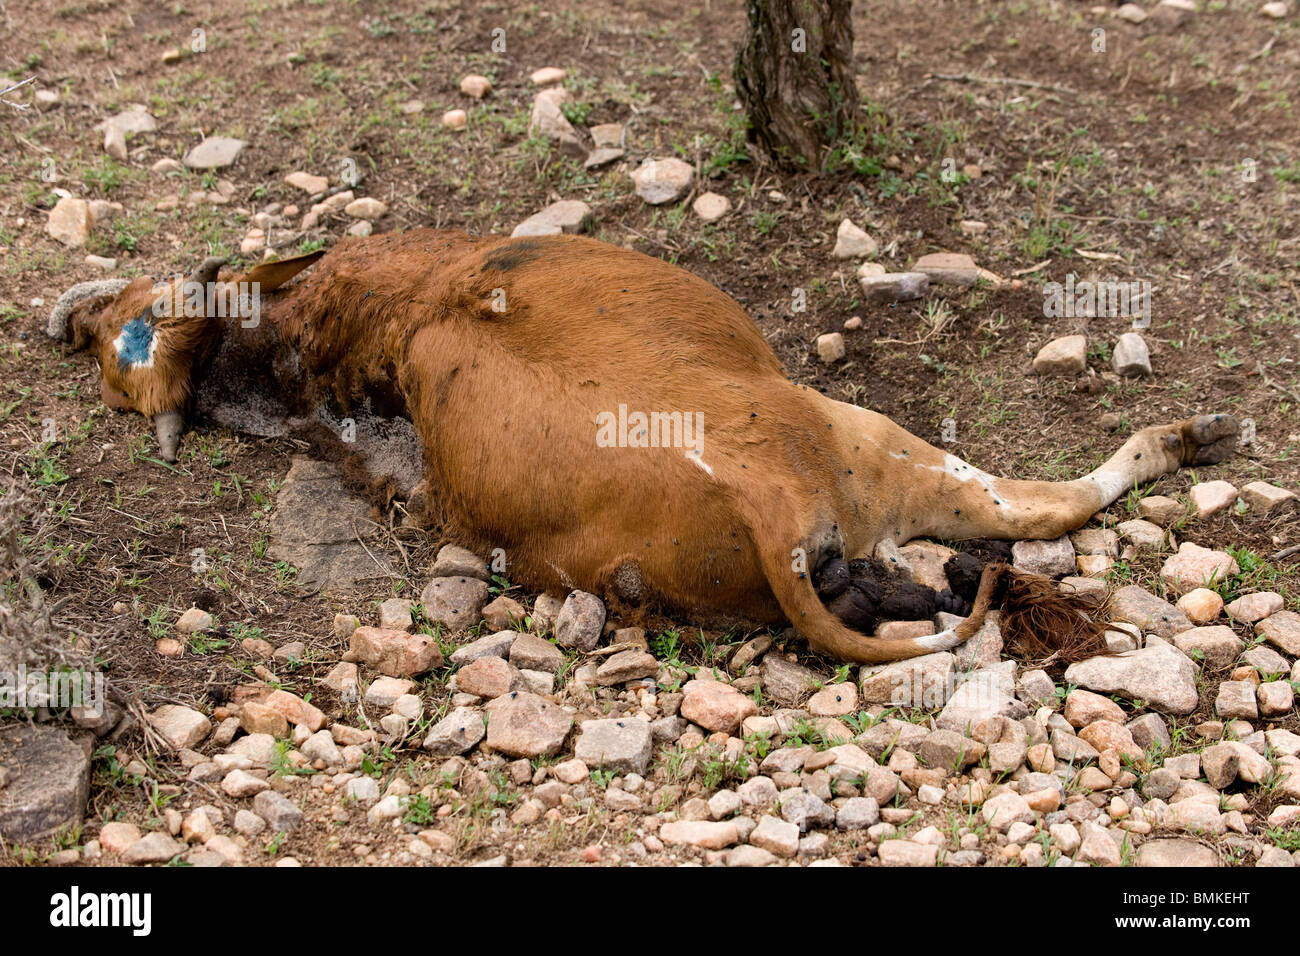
916, 628, 961, 651
547, 561, 575, 590
1084, 468, 1130, 504
687, 449, 715, 477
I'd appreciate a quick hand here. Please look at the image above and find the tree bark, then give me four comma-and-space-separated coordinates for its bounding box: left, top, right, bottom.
734, 0, 861, 171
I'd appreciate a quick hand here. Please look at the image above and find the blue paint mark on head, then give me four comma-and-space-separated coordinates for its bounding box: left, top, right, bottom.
116, 315, 155, 370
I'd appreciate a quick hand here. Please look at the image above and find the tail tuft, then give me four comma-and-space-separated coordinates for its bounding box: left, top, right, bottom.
988, 564, 1108, 665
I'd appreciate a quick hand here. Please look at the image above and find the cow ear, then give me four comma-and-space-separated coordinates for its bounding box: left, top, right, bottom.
237, 249, 326, 294
64, 297, 110, 351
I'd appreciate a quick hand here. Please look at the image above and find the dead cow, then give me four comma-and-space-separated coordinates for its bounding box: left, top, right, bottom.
46, 230, 1238, 663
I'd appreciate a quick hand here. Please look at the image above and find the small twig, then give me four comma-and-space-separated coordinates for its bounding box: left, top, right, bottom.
0, 76, 34, 110
926, 72, 1077, 96
1272, 544, 1300, 561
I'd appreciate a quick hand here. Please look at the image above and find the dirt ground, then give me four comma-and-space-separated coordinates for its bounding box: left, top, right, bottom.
0, 0, 1298, 866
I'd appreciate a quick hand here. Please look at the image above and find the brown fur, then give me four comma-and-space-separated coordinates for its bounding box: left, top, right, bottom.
52, 230, 1238, 663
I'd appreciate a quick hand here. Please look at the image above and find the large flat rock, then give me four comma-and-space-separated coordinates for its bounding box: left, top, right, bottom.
268, 456, 393, 592
0, 724, 90, 842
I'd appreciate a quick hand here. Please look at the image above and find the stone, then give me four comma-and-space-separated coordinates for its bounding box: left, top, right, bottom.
574, 719, 653, 775
221, 769, 269, 798
1213, 681, 1258, 721
554, 590, 605, 651
920, 730, 985, 771
511, 200, 592, 237
1116, 519, 1169, 550
265, 689, 325, 732
1078, 721, 1143, 760
836, 797, 880, 830
284, 171, 328, 194
148, 705, 211, 750
878, 840, 938, 866
660, 820, 738, 849
432, 545, 490, 580
1077, 822, 1121, 866
1111, 332, 1151, 377
528, 87, 585, 158
1240, 481, 1296, 514
1137, 495, 1183, 526
913, 252, 978, 286
1033, 336, 1087, 376
1127, 713, 1170, 752
240, 702, 288, 738
508, 633, 565, 673
1064, 689, 1125, 728
1118, 3, 1149, 22
182, 137, 247, 169
681, 680, 757, 733
441, 109, 467, 130
485, 692, 572, 758
816, 332, 846, 364
1175, 588, 1224, 624
1051, 728, 1100, 764
1012, 536, 1076, 577
420, 576, 490, 634
364, 676, 415, 710
595, 650, 659, 685
778, 789, 836, 832
1107, 586, 1193, 639
727, 844, 777, 867
833, 218, 877, 259
421, 707, 485, 756
749, 814, 800, 857
1189, 481, 1239, 519
858, 271, 929, 304
1257, 611, 1300, 656
0, 726, 91, 842
45, 197, 92, 247
1258, 681, 1293, 717
760, 657, 817, 706
1226, 592, 1284, 624
937, 666, 1027, 732
253, 790, 303, 832
808, 683, 857, 717
1066, 642, 1199, 714
300, 729, 343, 767
693, 192, 731, 221
631, 158, 695, 205
859, 652, 955, 708
1160, 543, 1238, 594
982, 792, 1033, 831
456, 656, 524, 699
1173, 625, 1242, 668
530, 66, 566, 85
447, 631, 518, 668
267, 457, 385, 591
349, 626, 443, 677
460, 74, 492, 97
122, 832, 185, 864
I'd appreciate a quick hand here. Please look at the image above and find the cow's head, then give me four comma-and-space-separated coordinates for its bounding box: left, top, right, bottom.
47, 250, 324, 461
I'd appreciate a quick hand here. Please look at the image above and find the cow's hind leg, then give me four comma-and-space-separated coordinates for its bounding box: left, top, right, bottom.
909, 414, 1238, 543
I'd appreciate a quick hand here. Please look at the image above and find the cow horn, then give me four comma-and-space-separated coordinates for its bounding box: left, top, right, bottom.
46, 279, 130, 340
191, 256, 225, 288
154, 410, 184, 463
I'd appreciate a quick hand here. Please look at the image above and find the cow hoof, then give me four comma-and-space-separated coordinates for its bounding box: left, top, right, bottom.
1182, 413, 1238, 465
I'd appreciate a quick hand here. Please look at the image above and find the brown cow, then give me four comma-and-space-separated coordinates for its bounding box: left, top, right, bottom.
46, 230, 1238, 662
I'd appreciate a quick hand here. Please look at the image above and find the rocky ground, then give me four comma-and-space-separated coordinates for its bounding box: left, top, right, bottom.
2, 0, 1299, 868
8, 482, 1300, 868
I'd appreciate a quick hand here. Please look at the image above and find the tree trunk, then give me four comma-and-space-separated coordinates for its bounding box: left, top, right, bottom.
734, 0, 861, 171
